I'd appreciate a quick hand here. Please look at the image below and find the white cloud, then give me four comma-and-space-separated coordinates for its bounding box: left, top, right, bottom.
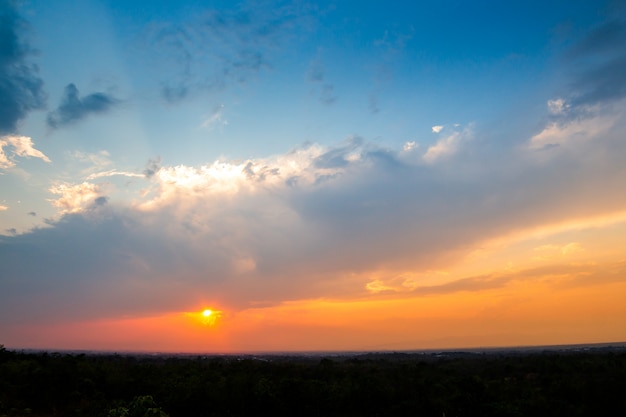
431, 125, 444, 133
0, 204, 8, 211
49, 182, 107, 214
423, 125, 472, 163
86, 170, 144, 180
547, 98, 569, 115
529, 113, 616, 150
403, 141, 418, 152
0, 136, 51, 169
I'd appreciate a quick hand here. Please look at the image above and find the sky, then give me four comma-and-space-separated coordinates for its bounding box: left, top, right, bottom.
1, 0, 626, 353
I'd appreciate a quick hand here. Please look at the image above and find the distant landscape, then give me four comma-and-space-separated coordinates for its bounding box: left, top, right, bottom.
2, 343, 625, 416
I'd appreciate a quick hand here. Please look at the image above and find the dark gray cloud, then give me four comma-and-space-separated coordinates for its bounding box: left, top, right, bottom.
27, 211, 36, 216
565, 18, 626, 107
46, 84, 119, 129
314, 137, 363, 168
0, 0, 46, 135
143, 157, 162, 178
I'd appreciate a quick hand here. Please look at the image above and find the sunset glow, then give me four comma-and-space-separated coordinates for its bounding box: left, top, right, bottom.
1, 0, 625, 353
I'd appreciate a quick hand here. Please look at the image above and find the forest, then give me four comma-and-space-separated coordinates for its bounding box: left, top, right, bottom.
1, 344, 626, 416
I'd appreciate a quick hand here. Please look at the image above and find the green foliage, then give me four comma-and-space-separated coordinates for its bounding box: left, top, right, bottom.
108, 396, 169, 417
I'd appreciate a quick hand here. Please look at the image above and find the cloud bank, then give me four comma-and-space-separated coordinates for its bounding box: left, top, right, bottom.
1, 92, 625, 324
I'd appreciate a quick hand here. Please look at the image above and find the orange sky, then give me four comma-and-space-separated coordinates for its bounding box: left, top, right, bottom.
5, 215, 625, 353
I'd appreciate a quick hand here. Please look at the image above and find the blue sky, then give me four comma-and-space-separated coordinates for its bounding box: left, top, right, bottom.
2, 0, 626, 351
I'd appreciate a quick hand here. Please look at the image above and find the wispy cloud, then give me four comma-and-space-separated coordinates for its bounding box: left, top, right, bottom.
307, 56, 336, 105
0, 0, 46, 135
201, 104, 228, 129
0, 135, 50, 169
47, 84, 119, 129
85, 170, 144, 180
148, 1, 318, 103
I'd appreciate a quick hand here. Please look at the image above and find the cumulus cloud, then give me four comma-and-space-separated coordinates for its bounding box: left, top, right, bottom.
46, 84, 119, 129
48, 182, 108, 214
0, 135, 50, 169
0, 0, 46, 135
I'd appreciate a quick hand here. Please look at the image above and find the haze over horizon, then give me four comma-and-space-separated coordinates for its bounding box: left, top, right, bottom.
1, 0, 626, 353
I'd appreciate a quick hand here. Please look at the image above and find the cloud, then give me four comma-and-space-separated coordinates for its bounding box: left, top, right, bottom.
48, 182, 108, 214
307, 56, 337, 105
70, 150, 112, 170
562, 17, 626, 108
1, 105, 625, 325
529, 110, 616, 150
85, 170, 144, 181
0, 0, 46, 135
547, 98, 569, 115
0, 135, 50, 169
148, 1, 317, 103
46, 84, 119, 129
431, 125, 444, 133
525, 14, 626, 152
423, 125, 472, 163
143, 157, 162, 178
201, 104, 228, 129
368, 94, 380, 114
402, 141, 418, 152
0, 204, 8, 211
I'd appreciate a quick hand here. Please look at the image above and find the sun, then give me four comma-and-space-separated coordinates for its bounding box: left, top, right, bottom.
202, 309, 213, 317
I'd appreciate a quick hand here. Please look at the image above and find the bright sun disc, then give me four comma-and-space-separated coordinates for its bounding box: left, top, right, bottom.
202, 309, 213, 317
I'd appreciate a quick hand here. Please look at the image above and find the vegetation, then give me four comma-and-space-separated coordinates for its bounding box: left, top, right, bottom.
1, 344, 626, 416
